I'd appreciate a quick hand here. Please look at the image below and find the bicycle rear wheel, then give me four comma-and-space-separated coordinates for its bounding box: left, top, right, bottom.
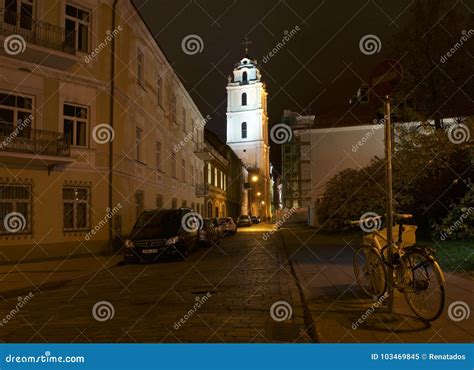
401, 248, 445, 321
353, 246, 387, 297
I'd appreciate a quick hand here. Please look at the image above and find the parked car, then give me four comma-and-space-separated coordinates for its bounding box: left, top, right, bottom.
219, 217, 237, 235
236, 215, 252, 227
199, 219, 220, 248
210, 217, 224, 239
250, 216, 261, 224
123, 208, 198, 262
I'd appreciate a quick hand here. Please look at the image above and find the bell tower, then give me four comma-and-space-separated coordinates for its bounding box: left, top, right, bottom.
226, 48, 271, 220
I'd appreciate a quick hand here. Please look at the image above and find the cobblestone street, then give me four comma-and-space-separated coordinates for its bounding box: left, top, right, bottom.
0, 224, 310, 343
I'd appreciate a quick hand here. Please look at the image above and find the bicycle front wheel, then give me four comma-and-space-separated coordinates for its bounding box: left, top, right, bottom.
401, 248, 445, 321
353, 246, 387, 297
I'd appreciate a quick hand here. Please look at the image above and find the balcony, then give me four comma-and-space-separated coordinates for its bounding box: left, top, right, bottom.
0, 127, 74, 172
195, 184, 210, 197
193, 143, 213, 161
0, 9, 79, 69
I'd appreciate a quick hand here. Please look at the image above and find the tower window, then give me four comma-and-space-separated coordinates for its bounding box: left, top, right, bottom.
241, 122, 247, 139
242, 71, 248, 84
241, 93, 247, 106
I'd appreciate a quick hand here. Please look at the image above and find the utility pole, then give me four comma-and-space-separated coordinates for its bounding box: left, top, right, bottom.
384, 96, 394, 313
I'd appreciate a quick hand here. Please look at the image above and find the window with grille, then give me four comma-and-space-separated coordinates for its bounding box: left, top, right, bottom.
63, 103, 87, 147
156, 141, 162, 171
63, 186, 90, 231
157, 76, 163, 107
156, 194, 163, 209
137, 49, 144, 86
241, 122, 247, 138
0, 184, 31, 234
65, 4, 90, 52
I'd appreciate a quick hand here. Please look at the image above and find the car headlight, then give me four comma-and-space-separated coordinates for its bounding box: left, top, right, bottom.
166, 236, 180, 246
124, 239, 135, 249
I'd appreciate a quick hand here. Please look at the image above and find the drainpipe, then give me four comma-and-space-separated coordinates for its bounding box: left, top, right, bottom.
108, 0, 118, 250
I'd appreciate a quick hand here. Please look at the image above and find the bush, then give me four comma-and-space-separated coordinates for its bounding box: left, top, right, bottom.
317, 124, 472, 233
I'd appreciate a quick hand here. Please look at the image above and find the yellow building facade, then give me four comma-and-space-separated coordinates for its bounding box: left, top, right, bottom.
0, 0, 207, 262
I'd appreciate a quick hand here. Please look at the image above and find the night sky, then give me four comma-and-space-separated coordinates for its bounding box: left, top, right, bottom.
131, 0, 433, 169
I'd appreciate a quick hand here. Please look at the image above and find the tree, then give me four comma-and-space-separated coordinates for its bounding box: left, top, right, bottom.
388, 0, 474, 128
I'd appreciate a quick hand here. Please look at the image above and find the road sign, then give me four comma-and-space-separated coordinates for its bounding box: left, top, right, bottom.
369, 59, 403, 97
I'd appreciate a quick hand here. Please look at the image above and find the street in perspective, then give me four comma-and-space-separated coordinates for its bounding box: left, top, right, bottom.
0, 0, 472, 355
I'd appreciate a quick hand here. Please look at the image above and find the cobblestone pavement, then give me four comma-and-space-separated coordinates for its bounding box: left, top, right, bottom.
0, 224, 310, 343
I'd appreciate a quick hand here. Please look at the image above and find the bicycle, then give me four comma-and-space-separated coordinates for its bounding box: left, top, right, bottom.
351, 213, 445, 321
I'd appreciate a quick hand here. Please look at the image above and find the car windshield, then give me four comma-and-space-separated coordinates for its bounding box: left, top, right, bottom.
133, 211, 181, 234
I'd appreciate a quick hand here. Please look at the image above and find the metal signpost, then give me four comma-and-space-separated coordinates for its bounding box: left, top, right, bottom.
370, 60, 403, 313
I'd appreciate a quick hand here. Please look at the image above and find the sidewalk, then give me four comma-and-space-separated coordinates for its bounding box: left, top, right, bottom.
0, 252, 122, 299
279, 225, 474, 343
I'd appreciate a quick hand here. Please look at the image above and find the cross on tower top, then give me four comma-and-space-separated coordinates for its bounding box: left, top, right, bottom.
242, 37, 252, 57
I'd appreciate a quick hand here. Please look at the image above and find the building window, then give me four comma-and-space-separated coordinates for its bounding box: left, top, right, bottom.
0, 92, 33, 137
207, 163, 212, 184
157, 76, 163, 107
171, 198, 177, 209
182, 107, 187, 132
135, 128, 143, 162
181, 159, 186, 182
220, 171, 224, 189
137, 49, 144, 86
65, 4, 90, 52
156, 194, 163, 209
224, 174, 227, 191
4, 0, 33, 30
0, 184, 31, 234
63, 186, 90, 231
63, 103, 87, 147
214, 168, 218, 187
135, 191, 144, 220
156, 141, 162, 171
241, 122, 247, 139
182, 200, 187, 208
242, 71, 248, 84
241, 92, 247, 106
170, 94, 177, 123
171, 152, 177, 178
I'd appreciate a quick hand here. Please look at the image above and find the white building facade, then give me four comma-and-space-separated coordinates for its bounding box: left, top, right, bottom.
226, 57, 271, 220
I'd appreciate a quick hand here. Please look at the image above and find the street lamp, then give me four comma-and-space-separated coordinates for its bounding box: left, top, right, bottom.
257, 192, 261, 196
251, 175, 259, 182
